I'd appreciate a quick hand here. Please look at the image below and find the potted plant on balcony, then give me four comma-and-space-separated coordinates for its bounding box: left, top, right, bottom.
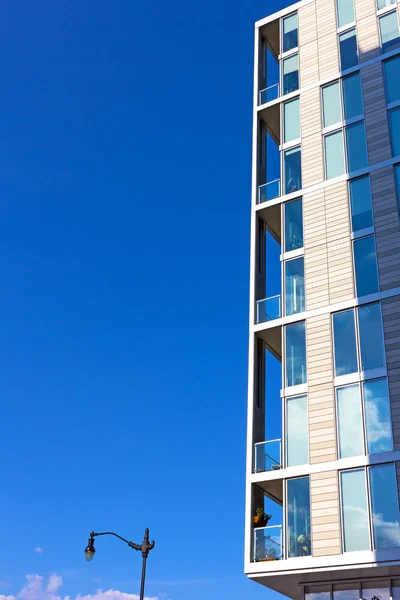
253, 508, 271, 528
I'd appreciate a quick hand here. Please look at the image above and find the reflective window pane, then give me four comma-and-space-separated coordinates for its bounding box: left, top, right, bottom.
349, 176, 373, 232
346, 121, 368, 172
378, 0, 396, 9
285, 257, 305, 316
283, 13, 298, 53
325, 130, 345, 179
392, 580, 400, 600
286, 395, 308, 467
341, 469, 370, 552
285, 321, 307, 387
362, 583, 390, 600
333, 310, 358, 376
333, 584, 359, 600
306, 587, 330, 600
390, 107, 400, 156
384, 56, 400, 104
337, 384, 364, 458
336, 0, 355, 28
283, 54, 299, 95
322, 82, 341, 128
358, 303, 385, 372
363, 379, 393, 454
284, 146, 302, 194
284, 98, 300, 143
284, 198, 303, 252
287, 477, 311, 557
339, 29, 358, 71
353, 236, 379, 297
369, 463, 400, 549
380, 11, 400, 53
343, 72, 363, 120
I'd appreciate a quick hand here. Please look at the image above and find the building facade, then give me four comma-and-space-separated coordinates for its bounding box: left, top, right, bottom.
245, 0, 400, 598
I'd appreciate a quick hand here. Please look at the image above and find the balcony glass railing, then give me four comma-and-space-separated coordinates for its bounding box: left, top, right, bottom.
258, 180, 281, 204
254, 439, 282, 473
253, 525, 284, 562
256, 295, 281, 323
259, 83, 280, 105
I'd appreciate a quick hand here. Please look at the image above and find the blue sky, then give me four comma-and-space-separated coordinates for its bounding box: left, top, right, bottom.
0, 2, 292, 599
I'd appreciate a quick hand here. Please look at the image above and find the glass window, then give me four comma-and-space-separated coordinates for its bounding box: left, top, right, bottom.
286, 395, 308, 467
287, 477, 311, 557
283, 13, 298, 53
284, 198, 303, 252
283, 54, 299, 96
384, 56, 400, 104
349, 176, 373, 232
358, 303, 385, 371
346, 121, 368, 172
332, 310, 358, 376
284, 98, 300, 143
336, 0, 355, 28
390, 107, 400, 156
325, 130, 345, 179
285, 321, 307, 387
343, 72, 363, 120
362, 583, 390, 600
333, 584, 359, 600
392, 581, 400, 600
306, 587, 331, 600
369, 463, 400, 549
378, 0, 396, 9
337, 384, 364, 458
340, 469, 370, 552
363, 379, 393, 454
322, 82, 341, 128
285, 257, 305, 316
353, 236, 379, 297
379, 11, 400, 53
339, 29, 358, 71
284, 146, 302, 194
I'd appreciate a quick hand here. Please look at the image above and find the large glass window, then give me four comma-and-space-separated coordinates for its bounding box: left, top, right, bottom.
343, 72, 363, 120
336, 0, 355, 28
353, 235, 379, 297
284, 97, 300, 143
285, 257, 305, 316
333, 310, 358, 376
358, 303, 385, 371
379, 11, 400, 53
283, 13, 298, 53
339, 29, 358, 71
322, 82, 341, 128
363, 379, 393, 454
306, 587, 331, 600
325, 130, 346, 179
337, 384, 364, 458
349, 176, 373, 232
286, 395, 308, 467
285, 321, 307, 387
283, 54, 299, 96
287, 477, 311, 557
341, 469, 370, 552
284, 198, 303, 252
384, 56, 400, 104
346, 121, 368, 172
378, 0, 396, 9
390, 107, 400, 156
333, 584, 360, 600
284, 146, 302, 194
369, 463, 400, 549
363, 583, 390, 600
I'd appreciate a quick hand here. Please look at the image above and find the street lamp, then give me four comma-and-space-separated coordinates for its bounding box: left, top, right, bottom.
84, 528, 155, 600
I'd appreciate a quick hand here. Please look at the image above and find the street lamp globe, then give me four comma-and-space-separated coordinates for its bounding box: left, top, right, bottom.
85, 535, 96, 562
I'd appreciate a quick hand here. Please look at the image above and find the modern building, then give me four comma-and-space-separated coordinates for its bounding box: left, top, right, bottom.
245, 0, 400, 599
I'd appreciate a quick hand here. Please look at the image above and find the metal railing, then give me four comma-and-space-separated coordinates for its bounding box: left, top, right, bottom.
256, 295, 281, 323
259, 83, 280, 105
257, 180, 281, 204
254, 439, 282, 473
253, 525, 284, 562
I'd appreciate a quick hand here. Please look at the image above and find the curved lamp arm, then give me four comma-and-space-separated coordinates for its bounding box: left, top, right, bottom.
90, 528, 155, 557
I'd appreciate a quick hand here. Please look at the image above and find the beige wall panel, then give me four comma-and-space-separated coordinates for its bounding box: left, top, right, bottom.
357, 15, 381, 62
325, 181, 350, 243
299, 41, 320, 87
316, 0, 337, 38
301, 88, 321, 138
362, 63, 392, 164
318, 33, 340, 78
299, 2, 317, 46
355, 0, 377, 19
303, 189, 326, 249
327, 237, 354, 303
302, 133, 324, 188
310, 471, 341, 556
383, 296, 400, 451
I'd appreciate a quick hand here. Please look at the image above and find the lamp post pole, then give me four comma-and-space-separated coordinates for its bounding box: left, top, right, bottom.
84, 528, 155, 600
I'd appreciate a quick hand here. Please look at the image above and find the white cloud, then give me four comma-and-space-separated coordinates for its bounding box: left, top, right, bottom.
34, 549, 44, 556
0, 575, 160, 600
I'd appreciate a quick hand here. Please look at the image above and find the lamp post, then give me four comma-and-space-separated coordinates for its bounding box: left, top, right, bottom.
84, 528, 155, 600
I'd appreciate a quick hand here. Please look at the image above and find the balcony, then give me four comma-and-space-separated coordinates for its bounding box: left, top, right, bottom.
256, 295, 281, 323
254, 439, 282, 473
259, 83, 280, 105
253, 525, 284, 562
258, 179, 281, 204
